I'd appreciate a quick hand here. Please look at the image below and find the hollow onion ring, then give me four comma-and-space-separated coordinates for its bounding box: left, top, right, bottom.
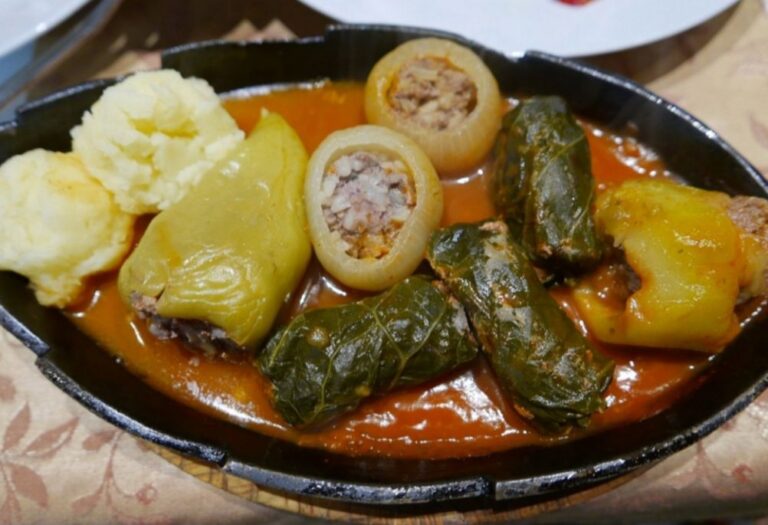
305, 125, 443, 291
365, 38, 502, 174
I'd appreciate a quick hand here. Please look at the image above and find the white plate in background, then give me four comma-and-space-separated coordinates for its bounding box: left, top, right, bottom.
0, 0, 90, 58
300, 0, 740, 57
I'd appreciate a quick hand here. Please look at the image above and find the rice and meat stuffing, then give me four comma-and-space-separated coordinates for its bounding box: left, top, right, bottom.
320, 151, 416, 259
387, 57, 477, 131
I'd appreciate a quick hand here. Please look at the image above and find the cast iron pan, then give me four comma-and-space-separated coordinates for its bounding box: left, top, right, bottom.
1, 25, 767, 508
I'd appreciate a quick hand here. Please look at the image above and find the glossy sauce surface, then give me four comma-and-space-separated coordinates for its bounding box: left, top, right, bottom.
69, 82, 711, 459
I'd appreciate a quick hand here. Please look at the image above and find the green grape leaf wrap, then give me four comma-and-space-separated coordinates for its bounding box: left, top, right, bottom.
491, 96, 603, 273
427, 221, 614, 433
259, 275, 478, 428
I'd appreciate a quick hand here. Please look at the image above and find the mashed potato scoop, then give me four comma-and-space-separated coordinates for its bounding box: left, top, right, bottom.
72, 70, 244, 214
0, 150, 134, 306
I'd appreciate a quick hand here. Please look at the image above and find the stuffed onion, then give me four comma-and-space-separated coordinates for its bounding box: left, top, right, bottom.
491, 96, 602, 274
365, 38, 502, 173
427, 221, 614, 432
305, 125, 443, 291
259, 275, 478, 428
118, 113, 311, 352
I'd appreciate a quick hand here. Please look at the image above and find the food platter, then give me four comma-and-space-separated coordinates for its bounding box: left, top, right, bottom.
1, 24, 767, 507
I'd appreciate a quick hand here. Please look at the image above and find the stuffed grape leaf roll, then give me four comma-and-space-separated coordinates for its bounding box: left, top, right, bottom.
427, 221, 613, 432
491, 96, 602, 274
259, 275, 478, 428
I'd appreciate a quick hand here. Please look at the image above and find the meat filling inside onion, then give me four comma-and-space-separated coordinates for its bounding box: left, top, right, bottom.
387, 57, 477, 131
320, 151, 416, 259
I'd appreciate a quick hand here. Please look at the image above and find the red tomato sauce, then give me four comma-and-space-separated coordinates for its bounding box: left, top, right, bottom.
68, 82, 712, 459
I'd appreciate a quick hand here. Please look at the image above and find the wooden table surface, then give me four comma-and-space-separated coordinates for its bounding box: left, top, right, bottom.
1, 1, 768, 523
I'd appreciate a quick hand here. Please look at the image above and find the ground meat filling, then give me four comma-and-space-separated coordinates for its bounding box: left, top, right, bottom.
728, 195, 768, 296
387, 57, 477, 131
729, 196, 768, 249
130, 293, 243, 355
320, 151, 416, 259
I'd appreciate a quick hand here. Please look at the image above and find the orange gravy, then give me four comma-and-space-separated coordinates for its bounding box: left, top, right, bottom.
68, 82, 710, 459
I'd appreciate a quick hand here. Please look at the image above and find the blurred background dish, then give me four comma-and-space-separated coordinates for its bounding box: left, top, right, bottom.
0, 0, 90, 58
0, 0, 120, 117
299, 0, 740, 57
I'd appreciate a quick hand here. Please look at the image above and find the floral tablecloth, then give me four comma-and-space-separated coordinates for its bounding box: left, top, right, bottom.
2, 1, 768, 523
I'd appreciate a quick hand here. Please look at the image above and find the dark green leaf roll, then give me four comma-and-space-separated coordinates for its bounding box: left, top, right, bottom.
491, 96, 603, 273
427, 221, 613, 432
259, 276, 478, 428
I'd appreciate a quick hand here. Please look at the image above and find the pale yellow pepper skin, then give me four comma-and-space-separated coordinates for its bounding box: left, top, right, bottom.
118, 113, 311, 349
573, 179, 765, 353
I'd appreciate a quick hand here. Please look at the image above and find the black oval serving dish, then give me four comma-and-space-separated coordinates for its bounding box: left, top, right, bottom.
1, 24, 767, 508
